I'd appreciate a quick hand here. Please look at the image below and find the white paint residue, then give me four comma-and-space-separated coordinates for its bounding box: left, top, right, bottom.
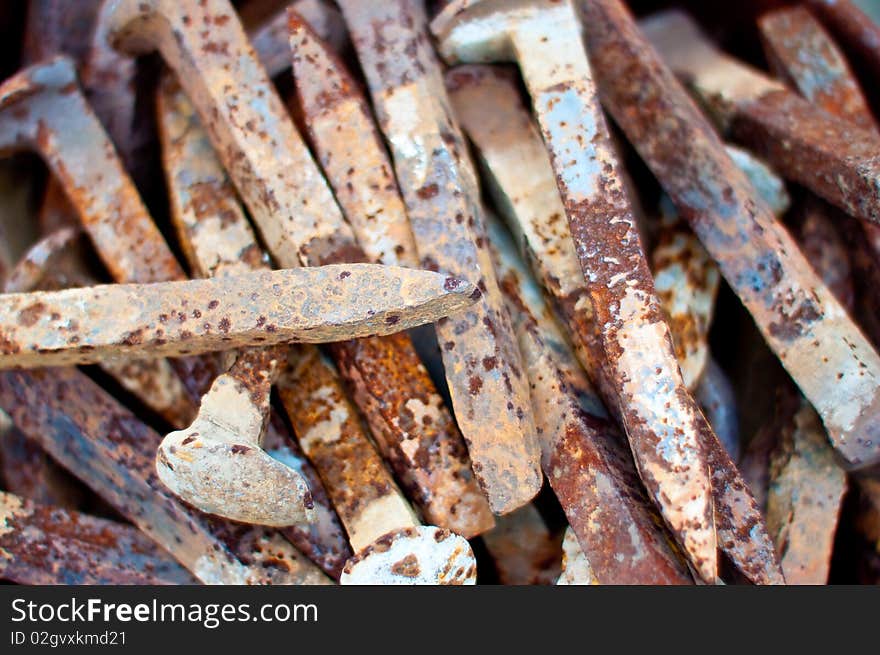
347, 495, 419, 554
299, 386, 350, 451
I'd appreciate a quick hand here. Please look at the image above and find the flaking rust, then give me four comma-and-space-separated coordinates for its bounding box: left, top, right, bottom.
433, 2, 716, 580
278, 348, 477, 585
757, 5, 880, 341
488, 216, 694, 585
337, 0, 542, 514
251, 0, 348, 78
0, 367, 331, 585
153, 77, 477, 527
446, 63, 780, 584
287, 13, 493, 537
0, 491, 196, 585
578, 1, 880, 471
0, 265, 473, 369
642, 10, 880, 227
766, 399, 848, 584
481, 504, 562, 585
156, 79, 332, 534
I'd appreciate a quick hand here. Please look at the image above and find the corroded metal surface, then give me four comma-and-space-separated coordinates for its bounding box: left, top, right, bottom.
156, 71, 487, 535
0, 367, 330, 584
3, 226, 199, 437
288, 16, 494, 536
340, 526, 477, 585
434, 5, 716, 577
652, 202, 720, 390
581, 1, 880, 471
81, 0, 150, 181
0, 415, 85, 510
642, 10, 880, 226
0, 265, 475, 368
279, 348, 478, 584
758, 6, 878, 134
766, 400, 848, 584
489, 217, 693, 585
0, 56, 184, 284
482, 504, 561, 585
252, 0, 348, 78
0, 491, 196, 585
338, 0, 541, 514
278, 347, 418, 552
263, 416, 352, 579
805, 0, 880, 79
444, 65, 605, 395
156, 348, 316, 527
288, 13, 418, 268
556, 527, 596, 585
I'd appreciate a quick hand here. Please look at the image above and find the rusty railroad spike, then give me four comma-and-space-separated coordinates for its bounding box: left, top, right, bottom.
0, 264, 476, 370
0, 367, 332, 585
433, 0, 718, 582
105, 0, 522, 522
286, 11, 494, 536
446, 62, 781, 584
641, 9, 880, 227
277, 348, 477, 585
575, 0, 880, 471
0, 490, 197, 585
336, 0, 542, 513
487, 215, 697, 584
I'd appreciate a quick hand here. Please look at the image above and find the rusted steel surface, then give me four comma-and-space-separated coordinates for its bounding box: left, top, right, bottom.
444, 65, 605, 395
643, 11, 880, 226
0, 491, 196, 585
694, 358, 741, 461
156, 73, 486, 534
338, 0, 541, 514
0, 264, 473, 369
0, 56, 184, 284
80, 0, 148, 180
556, 527, 596, 585
581, 1, 880, 471
434, 7, 716, 582
157, 347, 316, 528
724, 146, 792, 218
490, 217, 694, 584
288, 13, 418, 269
22, 0, 101, 65
279, 349, 479, 584
4, 226, 199, 428
652, 203, 720, 390
758, 6, 878, 134
278, 347, 418, 552
340, 526, 477, 585
252, 0, 348, 78
766, 400, 848, 584
805, 0, 880, 79
0, 367, 330, 584
287, 17, 494, 536
0, 415, 84, 510
482, 504, 561, 585
262, 415, 352, 579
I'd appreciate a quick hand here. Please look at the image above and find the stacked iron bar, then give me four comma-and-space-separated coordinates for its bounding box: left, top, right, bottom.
0, 0, 879, 585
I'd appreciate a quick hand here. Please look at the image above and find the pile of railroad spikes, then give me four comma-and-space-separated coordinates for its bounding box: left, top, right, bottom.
1, 0, 880, 585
